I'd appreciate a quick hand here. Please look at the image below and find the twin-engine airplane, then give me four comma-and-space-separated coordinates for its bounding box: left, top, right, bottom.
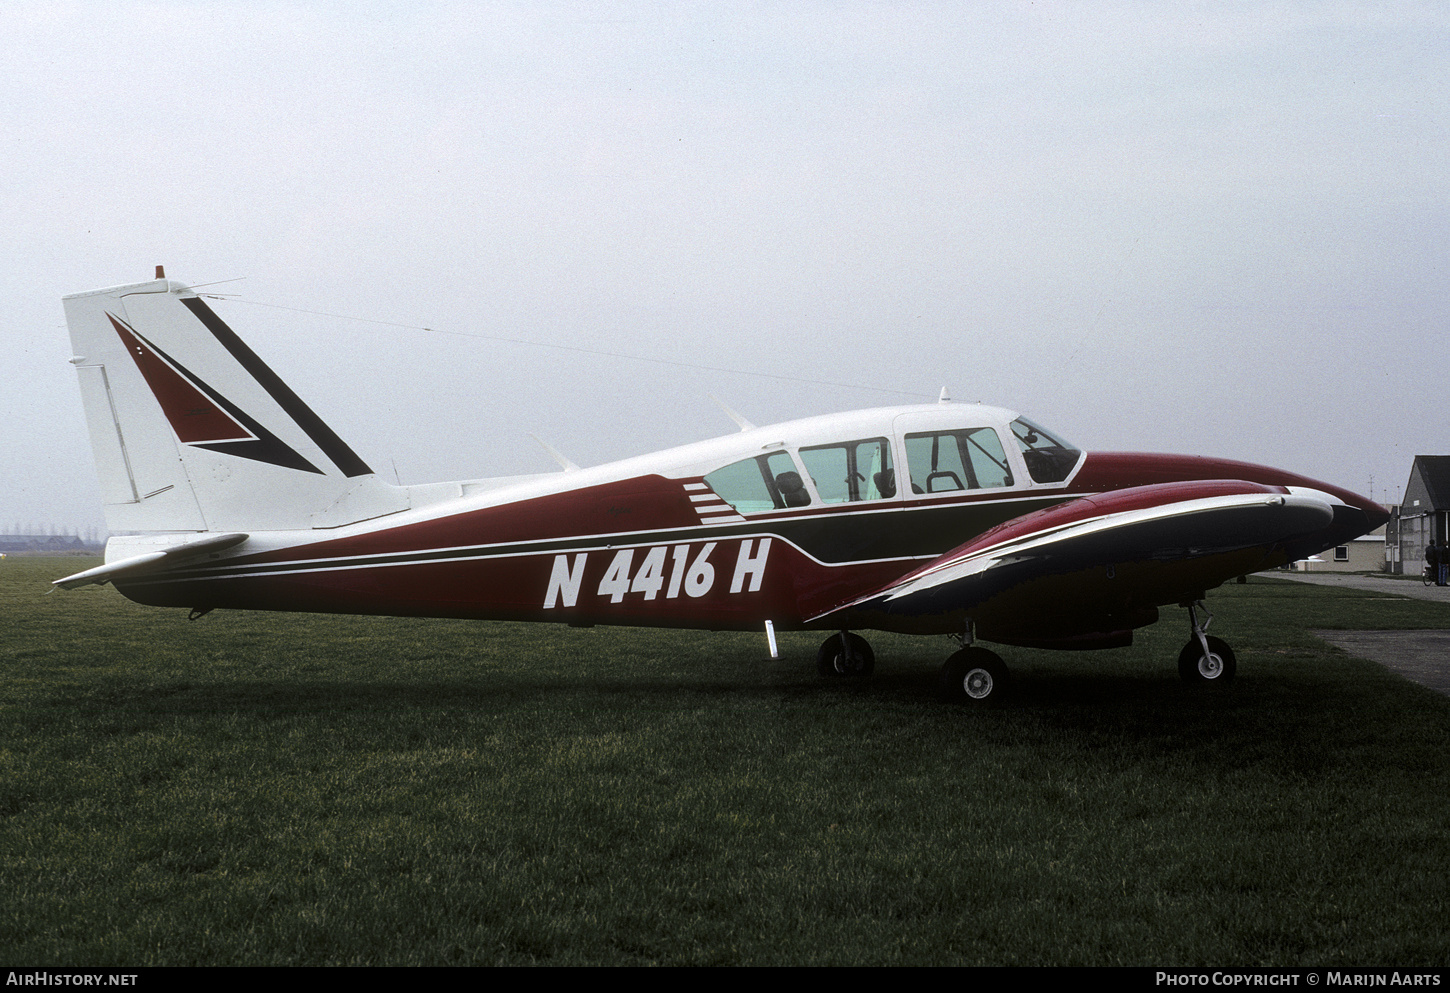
56, 269, 1387, 703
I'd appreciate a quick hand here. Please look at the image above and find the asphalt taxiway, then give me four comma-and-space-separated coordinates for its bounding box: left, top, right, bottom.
1274, 572, 1450, 695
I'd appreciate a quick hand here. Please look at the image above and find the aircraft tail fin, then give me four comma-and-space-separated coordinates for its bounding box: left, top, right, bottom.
63, 272, 409, 533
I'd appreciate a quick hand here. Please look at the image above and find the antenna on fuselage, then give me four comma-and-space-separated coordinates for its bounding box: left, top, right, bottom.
938, 386, 951, 403
708, 394, 757, 432
528, 433, 580, 472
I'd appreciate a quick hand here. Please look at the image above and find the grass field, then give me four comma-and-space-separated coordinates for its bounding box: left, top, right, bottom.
3, 557, 1449, 966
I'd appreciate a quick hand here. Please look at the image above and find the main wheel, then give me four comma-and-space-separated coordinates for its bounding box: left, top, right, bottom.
938, 647, 1010, 704
1178, 635, 1237, 685
816, 632, 875, 678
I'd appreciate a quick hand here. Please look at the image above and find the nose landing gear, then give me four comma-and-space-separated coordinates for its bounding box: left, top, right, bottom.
1178, 601, 1236, 685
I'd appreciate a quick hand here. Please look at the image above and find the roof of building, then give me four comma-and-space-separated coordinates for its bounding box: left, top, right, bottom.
1409, 456, 1450, 511
0, 534, 88, 553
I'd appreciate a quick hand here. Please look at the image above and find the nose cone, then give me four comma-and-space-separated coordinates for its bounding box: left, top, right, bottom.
1347, 491, 1390, 532
1264, 468, 1388, 543
1309, 487, 1388, 555
1074, 452, 1388, 552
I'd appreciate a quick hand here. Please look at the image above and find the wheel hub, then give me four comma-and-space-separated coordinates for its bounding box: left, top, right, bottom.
1199, 653, 1223, 679
964, 667, 993, 699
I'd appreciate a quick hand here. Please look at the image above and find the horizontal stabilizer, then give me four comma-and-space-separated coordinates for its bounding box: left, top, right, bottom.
53, 532, 249, 590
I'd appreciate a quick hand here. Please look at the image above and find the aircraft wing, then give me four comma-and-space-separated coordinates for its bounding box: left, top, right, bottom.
811, 480, 1337, 646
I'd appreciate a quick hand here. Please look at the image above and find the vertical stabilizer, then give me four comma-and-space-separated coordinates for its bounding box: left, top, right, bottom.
64, 275, 409, 533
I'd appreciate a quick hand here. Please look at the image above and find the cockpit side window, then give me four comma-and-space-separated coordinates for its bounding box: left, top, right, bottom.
704, 451, 810, 514
904, 428, 1014, 494
798, 437, 896, 504
1010, 417, 1083, 484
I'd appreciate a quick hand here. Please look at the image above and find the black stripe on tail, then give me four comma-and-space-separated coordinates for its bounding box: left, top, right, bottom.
181, 297, 374, 478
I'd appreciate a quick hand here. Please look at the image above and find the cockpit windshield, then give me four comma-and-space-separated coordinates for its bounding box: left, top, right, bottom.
1009, 417, 1082, 484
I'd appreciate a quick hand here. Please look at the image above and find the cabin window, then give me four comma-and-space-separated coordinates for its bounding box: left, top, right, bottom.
1010, 417, 1082, 484
799, 437, 896, 504
904, 428, 1013, 494
704, 451, 810, 513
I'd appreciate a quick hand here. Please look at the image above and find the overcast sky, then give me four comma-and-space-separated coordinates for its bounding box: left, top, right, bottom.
3, 1, 1445, 534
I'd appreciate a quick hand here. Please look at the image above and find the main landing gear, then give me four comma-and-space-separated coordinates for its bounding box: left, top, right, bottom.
817, 631, 875, 678
1178, 601, 1236, 686
938, 646, 1010, 705
934, 621, 1011, 705
816, 626, 1012, 704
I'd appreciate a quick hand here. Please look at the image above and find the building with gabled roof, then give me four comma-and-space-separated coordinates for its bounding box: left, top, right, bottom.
1387, 456, 1450, 575
1294, 524, 1386, 572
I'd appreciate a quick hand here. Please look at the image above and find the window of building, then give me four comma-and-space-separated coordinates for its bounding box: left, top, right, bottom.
1334, 546, 1349, 562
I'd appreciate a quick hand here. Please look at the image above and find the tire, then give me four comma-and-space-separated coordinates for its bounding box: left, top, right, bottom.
1177, 635, 1237, 685
938, 648, 1010, 704
816, 632, 875, 678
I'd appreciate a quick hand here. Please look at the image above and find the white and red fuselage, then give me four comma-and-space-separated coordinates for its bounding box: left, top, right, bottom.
59, 275, 1386, 660
99, 405, 1385, 645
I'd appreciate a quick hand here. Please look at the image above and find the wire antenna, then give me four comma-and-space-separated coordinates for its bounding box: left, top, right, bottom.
228, 298, 933, 400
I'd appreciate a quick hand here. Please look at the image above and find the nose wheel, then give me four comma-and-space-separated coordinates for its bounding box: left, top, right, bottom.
1179, 602, 1236, 685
